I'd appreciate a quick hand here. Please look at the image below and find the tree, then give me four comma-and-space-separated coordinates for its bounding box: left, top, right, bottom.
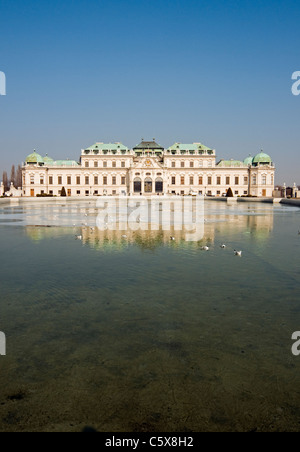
2, 171, 8, 192
10, 165, 15, 187
226, 187, 234, 197
61, 186, 67, 197
16, 165, 22, 188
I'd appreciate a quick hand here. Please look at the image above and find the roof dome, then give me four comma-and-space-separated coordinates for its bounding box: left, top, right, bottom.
253, 151, 272, 165
43, 154, 54, 163
243, 155, 253, 166
25, 150, 44, 164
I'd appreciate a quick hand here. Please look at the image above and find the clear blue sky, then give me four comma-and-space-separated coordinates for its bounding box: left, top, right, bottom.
0, 0, 300, 184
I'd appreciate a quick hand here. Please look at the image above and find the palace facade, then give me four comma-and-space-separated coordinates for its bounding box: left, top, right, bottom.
22, 139, 275, 197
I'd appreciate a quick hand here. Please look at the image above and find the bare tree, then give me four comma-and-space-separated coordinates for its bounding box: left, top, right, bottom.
2, 171, 8, 192
10, 165, 15, 187
16, 165, 22, 188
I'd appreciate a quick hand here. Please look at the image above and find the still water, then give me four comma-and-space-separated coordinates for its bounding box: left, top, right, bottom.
0, 200, 299, 432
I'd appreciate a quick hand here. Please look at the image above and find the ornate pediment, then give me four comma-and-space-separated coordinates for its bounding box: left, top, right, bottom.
133, 157, 164, 170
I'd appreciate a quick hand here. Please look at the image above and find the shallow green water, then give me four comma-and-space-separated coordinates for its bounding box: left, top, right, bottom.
0, 200, 300, 432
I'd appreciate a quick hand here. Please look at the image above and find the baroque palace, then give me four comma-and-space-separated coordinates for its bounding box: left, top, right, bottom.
22, 139, 275, 197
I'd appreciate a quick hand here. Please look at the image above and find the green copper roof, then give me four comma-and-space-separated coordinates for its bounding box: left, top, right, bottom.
43, 154, 54, 163
243, 155, 253, 166
168, 142, 213, 152
85, 142, 129, 152
217, 159, 244, 167
26, 150, 44, 164
252, 152, 272, 164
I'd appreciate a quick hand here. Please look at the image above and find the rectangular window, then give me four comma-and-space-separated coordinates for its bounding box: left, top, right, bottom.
94, 190, 98, 195
85, 161, 89, 168
58, 176, 62, 185
112, 162, 116, 168
199, 161, 203, 168
49, 176, 53, 185
103, 176, 107, 185
190, 162, 194, 168
40, 178, 44, 185
235, 177, 239, 185
121, 176, 126, 185
190, 176, 194, 185
94, 161, 98, 168
121, 161, 125, 168
217, 177, 221, 185
112, 176, 116, 185
199, 176, 203, 185
76, 176, 80, 185
103, 161, 107, 168
181, 162, 185, 168
226, 176, 230, 185
235, 190, 239, 195
244, 176, 248, 185
67, 176, 71, 185
94, 176, 98, 185
172, 176, 176, 185
262, 175, 267, 185
217, 191, 221, 195
181, 176, 185, 185
253, 176, 257, 185
85, 190, 89, 196
49, 190, 53, 195
208, 176, 212, 185
112, 190, 117, 195
77, 190, 81, 195
208, 161, 212, 167
172, 162, 176, 168
85, 176, 89, 185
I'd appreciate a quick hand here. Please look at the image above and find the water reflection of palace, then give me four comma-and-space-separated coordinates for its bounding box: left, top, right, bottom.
25, 206, 274, 249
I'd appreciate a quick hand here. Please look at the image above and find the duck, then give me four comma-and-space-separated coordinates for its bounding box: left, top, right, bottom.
75, 235, 83, 240
170, 236, 175, 241
201, 246, 210, 251
220, 244, 226, 249
234, 250, 242, 256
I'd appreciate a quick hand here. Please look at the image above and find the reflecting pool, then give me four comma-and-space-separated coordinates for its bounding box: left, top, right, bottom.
0, 200, 299, 432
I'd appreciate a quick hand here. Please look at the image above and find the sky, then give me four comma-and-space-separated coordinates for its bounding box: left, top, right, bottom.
0, 0, 300, 184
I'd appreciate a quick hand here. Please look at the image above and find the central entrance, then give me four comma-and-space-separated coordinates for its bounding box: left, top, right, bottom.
144, 178, 153, 193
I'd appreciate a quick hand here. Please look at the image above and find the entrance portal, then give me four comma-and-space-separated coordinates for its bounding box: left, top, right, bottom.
155, 178, 163, 193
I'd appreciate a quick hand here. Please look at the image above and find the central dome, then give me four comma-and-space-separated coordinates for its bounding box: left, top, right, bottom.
253, 151, 272, 165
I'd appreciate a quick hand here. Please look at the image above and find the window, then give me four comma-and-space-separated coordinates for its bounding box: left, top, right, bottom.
67, 176, 71, 185
94, 161, 98, 168
226, 176, 230, 185
217, 191, 221, 195
85, 190, 89, 196
235, 177, 239, 185
94, 176, 98, 185
94, 190, 98, 195
190, 161, 194, 168
112, 161, 116, 168
41, 190, 44, 195
85, 176, 89, 185
181, 176, 185, 185
199, 161, 203, 168
76, 176, 80, 185
40, 178, 44, 185
121, 176, 126, 185
112, 176, 116, 185
244, 176, 248, 185
190, 176, 194, 185
244, 191, 248, 195
262, 175, 267, 185
172, 176, 176, 185
208, 176, 212, 185
181, 162, 185, 168
103, 176, 107, 185
253, 175, 257, 185
199, 176, 203, 185
112, 190, 117, 195
49, 176, 53, 185
58, 176, 62, 185
208, 161, 212, 168
172, 162, 176, 168
85, 161, 89, 168
103, 161, 107, 168
217, 177, 221, 185
77, 190, 81, 195
49, 190, 53, 195
121, 161, 125, 168
235, 190, 239, 195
